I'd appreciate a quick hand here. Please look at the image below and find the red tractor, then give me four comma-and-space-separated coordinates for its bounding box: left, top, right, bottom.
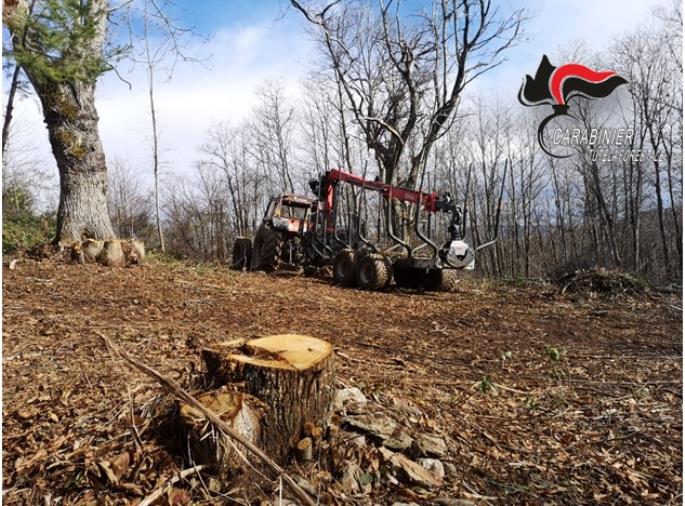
231, 193, 315, 271
232, 169, 494, 291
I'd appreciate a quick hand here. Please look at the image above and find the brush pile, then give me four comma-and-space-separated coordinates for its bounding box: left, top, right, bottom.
555, 267, 647, 297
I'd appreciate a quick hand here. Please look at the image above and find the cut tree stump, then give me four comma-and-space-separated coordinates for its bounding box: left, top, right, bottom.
179, 387, 264, 478
69, 239, 145, 267
82, 239, 104, 263
295, 437, 313, 462
98, 240, 124, 267
121, 239, 145, 265
202, 334, 335, 463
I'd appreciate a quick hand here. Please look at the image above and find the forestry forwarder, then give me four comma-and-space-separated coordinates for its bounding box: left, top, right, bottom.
231, 169, 494, 291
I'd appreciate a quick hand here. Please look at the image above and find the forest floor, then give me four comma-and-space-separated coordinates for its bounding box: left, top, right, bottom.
2, 258, 682, 505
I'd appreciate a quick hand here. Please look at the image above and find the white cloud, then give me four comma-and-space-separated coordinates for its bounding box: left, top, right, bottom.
5, 0, 667, 207
9, 17, 318, 198
475, 0, 664, 95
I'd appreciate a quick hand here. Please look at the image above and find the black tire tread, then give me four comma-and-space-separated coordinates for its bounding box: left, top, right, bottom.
252, 227, 283, 272
356, 253, 390, 291
423, 269, 461, 292
231, 238, 253, 270
333, 249, 358, 287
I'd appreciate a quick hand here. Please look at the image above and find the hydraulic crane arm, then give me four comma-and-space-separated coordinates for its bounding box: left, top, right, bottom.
310, 169, 463, 240
320, 169, 439, 211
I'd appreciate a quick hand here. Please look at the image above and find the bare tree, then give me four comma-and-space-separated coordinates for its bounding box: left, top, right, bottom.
250, 80, 299, 194
2, 115, 56, 216
148, 1, 679, 283
199, 122, 263, 238
613, 27, 681, 274
3, 0, 206, 244
125, 0, 204, 251
107, 158, 154, 240
290, 0, 525, 187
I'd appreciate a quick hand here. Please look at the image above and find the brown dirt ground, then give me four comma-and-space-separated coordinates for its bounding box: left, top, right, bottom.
2, 259, 682, 505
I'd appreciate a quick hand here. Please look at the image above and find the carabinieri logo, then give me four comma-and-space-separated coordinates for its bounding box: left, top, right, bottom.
518, 55, 628, 158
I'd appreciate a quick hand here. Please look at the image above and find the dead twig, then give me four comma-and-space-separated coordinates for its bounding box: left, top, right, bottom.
96, 331, 316, 506
138, 464, 206, 506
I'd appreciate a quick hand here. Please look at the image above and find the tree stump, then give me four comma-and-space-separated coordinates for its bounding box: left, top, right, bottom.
121, 239, 145, 265
82, 239, 104, 263
202, 334, 335, 463
179, 387, 264, 478
97, 240, 125, 267
69, 239, 144, 267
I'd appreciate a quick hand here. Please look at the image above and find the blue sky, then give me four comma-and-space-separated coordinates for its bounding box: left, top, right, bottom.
161, 0, 663, 92
171, 0, 289, 30
6, 0, 667, 209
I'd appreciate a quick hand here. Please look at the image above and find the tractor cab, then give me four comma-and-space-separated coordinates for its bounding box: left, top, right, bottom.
263, 193, 315, 235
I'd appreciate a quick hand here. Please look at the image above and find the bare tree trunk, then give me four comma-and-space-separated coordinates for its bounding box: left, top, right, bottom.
148, 64, 166, 252
38, 82, 115, 243
652, 159, 670, 273
663, 139, 682, 267
335, 78, 353, 171
2, 0, 35, 153
550, 160, 568, 265
2, 65, 21, 153
508, 161, 520, 276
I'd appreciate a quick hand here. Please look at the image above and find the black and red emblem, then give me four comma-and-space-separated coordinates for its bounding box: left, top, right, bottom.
518, 55, 628, 157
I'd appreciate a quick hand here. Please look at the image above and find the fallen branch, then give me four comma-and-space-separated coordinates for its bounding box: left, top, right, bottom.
567, 355, 682, 360
492, 382, 529, 394
96, 332, 316, 506
138, 465, 206, 506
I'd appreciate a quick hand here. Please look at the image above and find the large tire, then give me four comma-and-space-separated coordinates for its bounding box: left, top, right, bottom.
423, 269, 461, 292
251, 227, 284, 272
438, 269, 462, 292
333, 250, 358, 287
382, 255, 393, 290
393, 267, 426, 289
231, 238, 253, 270
356, 253, 390, 291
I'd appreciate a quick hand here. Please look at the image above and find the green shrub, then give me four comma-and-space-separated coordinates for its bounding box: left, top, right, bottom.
3, 213, 55, 254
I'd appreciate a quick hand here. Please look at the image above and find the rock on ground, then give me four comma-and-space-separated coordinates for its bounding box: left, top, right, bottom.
414, 433, 448, 458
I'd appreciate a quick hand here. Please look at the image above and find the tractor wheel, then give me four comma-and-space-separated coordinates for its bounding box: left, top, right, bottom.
333, 249, 358, 287
356, 253, 390, 291
231, 238, 253, 270
393, 267, 425, 289
382, 256, 393, 289
438, 269, 462, 292
423, 269, 461, 292
251, 227, 283, 272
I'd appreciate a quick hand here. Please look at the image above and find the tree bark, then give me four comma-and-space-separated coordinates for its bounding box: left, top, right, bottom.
2, 64, 21, 153
202, 335, 334, 464
38, 82, 115, 243
2, 0, 35, 153
147, 63, 166, 253
179, 387, 263, 478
